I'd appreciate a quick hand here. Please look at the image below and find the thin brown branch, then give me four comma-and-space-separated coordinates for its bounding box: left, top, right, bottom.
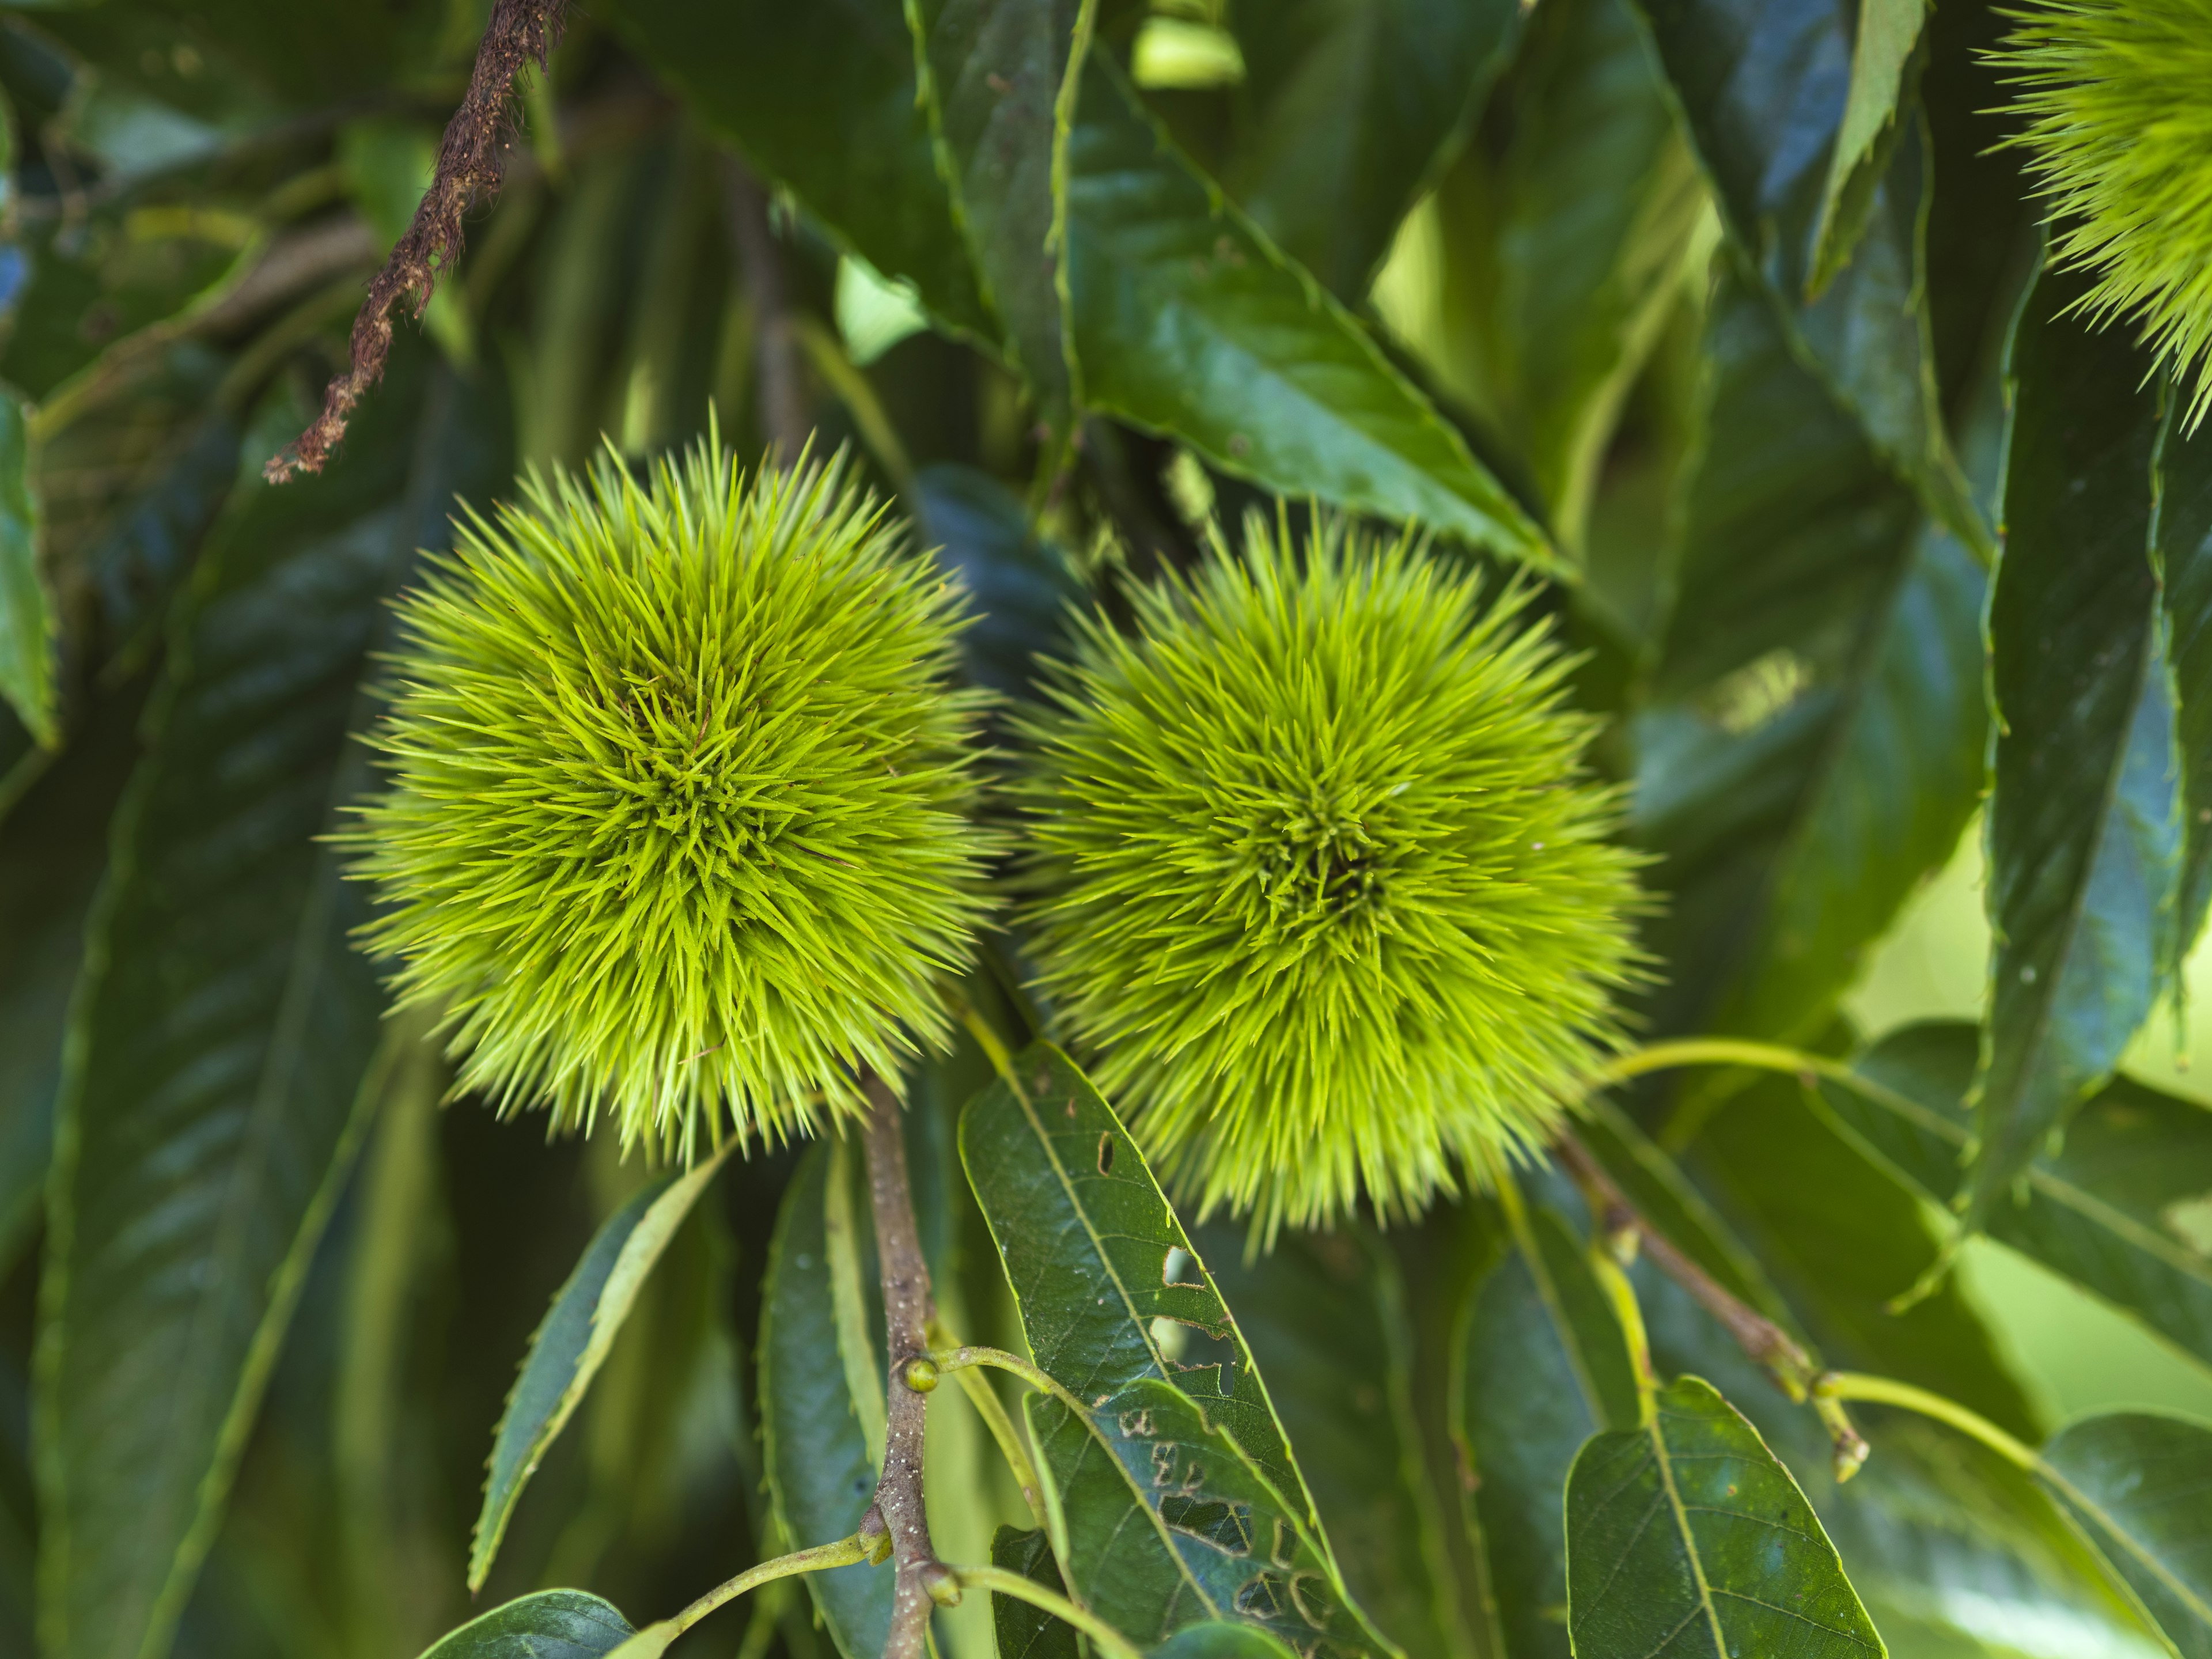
264, 0, 565, 482
859, 1075, 951, 1658
1552, 1131, 1871, 1480
722, 158, 809, 463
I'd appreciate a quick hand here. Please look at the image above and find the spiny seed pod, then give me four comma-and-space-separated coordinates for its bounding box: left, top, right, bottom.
349, 440, 994, 1160
1013, 516, 1643, 1241
1995, 0, 2212, 424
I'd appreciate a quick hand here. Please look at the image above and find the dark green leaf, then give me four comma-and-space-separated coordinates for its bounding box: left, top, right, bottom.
469, 1151, 731, 1590
760, 1145, 893, 1658
961, 1044, 1391, 1656
1064, 54, 1551, 569
2041, 1412, 2212, 1658
990, 1525, 1081, 1659
2155, 405, 2212, 967
0, 385, 51, 747
909, 0, 1086, 426
1151, 1624, 1304, 1658
1458, 1206, 1638, 1659
1810, 0, 1925, 283
1200, 1222, 1467, 1657
1967, 264, 2181, 1240
416, 1589, 637, 1659
613, 0, 993, 342
34, 356, 505, 1659
1565, 1375, 1887, 1659
911, 462, 1082, 702
1824, 1022, 2212, 1377
1226, 0, 1515, 301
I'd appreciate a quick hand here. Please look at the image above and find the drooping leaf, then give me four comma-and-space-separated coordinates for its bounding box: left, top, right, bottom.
2040, 1412, 2212, 1658
1564, 1375, 1888, 1659
760, 1145, 895, 1659
1457, 1206, 1638, 1659
1200, 1222, 1467, 1657
908, 0, 1090, 428
1820, 1021, 2212, 1377
1810, 0, 1925, 285
0, 385, 52, 748
911, 462, 1082, 703
2154, 404, 2212, 968
1063, 54, 1551, 569
990, 1525, 1082, 1659
1430, 0, 1709, 551
415, 1589, 637, 1659
1226, 0, 1516, 302
960, 1044, 1392, 1657
469, 1149, 733, 1590
613, 0, 993, 342
1965, 263, 2181, 1241
33, 355, 506, 1659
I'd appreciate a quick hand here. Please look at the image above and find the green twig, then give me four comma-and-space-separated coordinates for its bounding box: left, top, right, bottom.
926, 1344, 1098, 1423
1590, 1037, 1849, 1090
926, 1321, 1045, 1524
658, 1533, 872, 1641
948, 1565, 1141, 1659
1813, 1371, 2038, 1470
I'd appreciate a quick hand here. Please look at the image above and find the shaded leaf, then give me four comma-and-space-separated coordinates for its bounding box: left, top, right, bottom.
416, 1590, 636, 1659
1200, 1222, 1467, 1657
1967, 264, 2181, 1240
33, 356, 505, 1659
1823, 1022, 2212, 1378
1565, 1375, 1887, 1659
1064, 54, 1551, 569
910, 0, 1089, 427
469, 1150, 732, 1590
1227, 0, 1516, 301
1457, 1206, 1638, 1659
2040, 1412, 2212, 1658
0, 386, 51, 747
760, 1145, 893, 1658
911, 462, 1082, 702
990, 1524, 1081, 1659
613, 0, 993, 341
1810, 0, 1925, 285
961, 1044, 1391, 1656
2154, 406, 2212, 968
1152, 1624, 1304, 1658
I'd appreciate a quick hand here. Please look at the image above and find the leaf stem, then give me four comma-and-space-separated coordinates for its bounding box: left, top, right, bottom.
1592, 1037, 1850, 1090
662, 1534, 872, 1639
927, 1343, 1098, 1424
946, 1565, 1141, 1659
925, 1323, 1047, 1524
1813, 1371, 2039, 1469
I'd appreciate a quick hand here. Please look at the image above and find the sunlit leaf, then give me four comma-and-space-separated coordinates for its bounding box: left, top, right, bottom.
415, 1589, 636, 1659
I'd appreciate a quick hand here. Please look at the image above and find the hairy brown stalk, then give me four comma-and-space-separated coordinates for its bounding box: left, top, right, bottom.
859, 1075, 950, 1659
1552, 1131, 1870, 1478
264, 0, 565, 483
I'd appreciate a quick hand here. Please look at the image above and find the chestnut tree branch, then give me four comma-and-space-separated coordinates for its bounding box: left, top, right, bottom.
265, 0, 565, 482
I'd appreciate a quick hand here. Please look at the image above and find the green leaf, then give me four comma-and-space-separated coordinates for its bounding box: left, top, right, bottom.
1199, 1222, 1468, 1657
1458, 1206, 1639, 1659
991, 1525, 1082, 1659
1226, 0, 1516, 302
960, 1044, 1392, 1657
1820, 1022, 2212, 1378
0, 387, 52, 748
2040, 1412, 2212, 1658
1810, 0, 1926, 285
1151, 1624, 1304, 1658
908, 0, 1091, 428
613, 0, 993, 342
1430, 0, 1708, 550
1965, 264, 2183, 1241
468, 1149, 733, 1590
1063, 54, 1552, 570
2154, 405, 2212, 968
1564, 1375, 1888, 1659
415, 1589, 637, 1659
912, 462, 1082, 703
760, 1145, 893, 1658
32, 354, 506, 1659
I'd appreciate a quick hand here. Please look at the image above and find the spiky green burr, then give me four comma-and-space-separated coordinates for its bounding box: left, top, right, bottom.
1012, 516, 1643, 1238
349, 440, 993, 1159
1997, 0, 2212, 425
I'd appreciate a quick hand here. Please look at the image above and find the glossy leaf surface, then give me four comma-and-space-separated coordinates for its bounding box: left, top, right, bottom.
1564, 1375, 1887, 1659
416, 1590, 636, 1659
0, 388, 51, 747
2041, 1412, 2212, 1659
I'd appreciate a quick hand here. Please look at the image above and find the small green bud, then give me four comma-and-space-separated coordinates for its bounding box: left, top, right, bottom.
348, 440, 994, 1160
903, 1357, 940, 1393
1013, 515, 1644, 1240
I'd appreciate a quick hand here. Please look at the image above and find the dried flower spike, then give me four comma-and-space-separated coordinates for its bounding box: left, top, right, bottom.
1995, 0, 2212, 425
350, 438, 994, 1159
1013, 514, 1643, 1240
